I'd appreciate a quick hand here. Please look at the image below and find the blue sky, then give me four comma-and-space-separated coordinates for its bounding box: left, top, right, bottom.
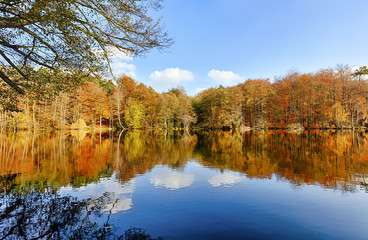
111, 0, 368, 95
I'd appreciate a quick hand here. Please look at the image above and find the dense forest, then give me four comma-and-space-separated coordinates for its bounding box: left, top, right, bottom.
1, 65, 368, 130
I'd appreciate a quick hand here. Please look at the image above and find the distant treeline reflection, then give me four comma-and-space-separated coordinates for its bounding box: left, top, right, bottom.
1, 130, 368, 193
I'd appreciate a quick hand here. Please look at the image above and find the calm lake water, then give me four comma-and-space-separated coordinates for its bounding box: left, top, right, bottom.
1, 130, 368, 239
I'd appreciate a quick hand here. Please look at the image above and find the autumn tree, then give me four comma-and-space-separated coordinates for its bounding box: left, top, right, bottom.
241, 79, 272, 128
353, 66, 368, 81
177, 93, 196, 129
193, 88, 217, 128
0, 0, 172, 95
160, 92, 179, 128
193, 86, 240, 129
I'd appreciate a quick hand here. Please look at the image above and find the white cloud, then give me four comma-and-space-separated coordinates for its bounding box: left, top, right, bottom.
150, 68, 194, 85
195, 88, 206, 95
110, 61, 136, 78
208, 69, 243, 86
150, 168, 195, 190
350, 66, 360, 72
208, 172, 243, 187
102, 46, 136, 77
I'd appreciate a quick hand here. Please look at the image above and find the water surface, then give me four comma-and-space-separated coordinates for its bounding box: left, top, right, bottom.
1, 130, 368, 239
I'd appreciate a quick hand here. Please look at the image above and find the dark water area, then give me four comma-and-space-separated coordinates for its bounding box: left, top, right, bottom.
1, 130, 368, 239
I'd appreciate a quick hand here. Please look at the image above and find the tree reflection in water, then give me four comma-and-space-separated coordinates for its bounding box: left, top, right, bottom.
0, 186, 161, 239
1, 130, 368, 193
194, 130, 368, 191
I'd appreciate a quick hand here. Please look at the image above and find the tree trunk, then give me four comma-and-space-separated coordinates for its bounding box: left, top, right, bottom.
117, 89, 124, 130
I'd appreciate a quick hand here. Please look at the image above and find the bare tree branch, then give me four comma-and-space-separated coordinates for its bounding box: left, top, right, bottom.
0, 69, 25, 94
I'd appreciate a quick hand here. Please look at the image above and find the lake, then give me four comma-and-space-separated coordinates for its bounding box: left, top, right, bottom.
1, 130, 368, 239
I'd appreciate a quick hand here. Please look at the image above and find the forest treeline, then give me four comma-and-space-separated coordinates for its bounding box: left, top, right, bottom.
1, 65, 368, 130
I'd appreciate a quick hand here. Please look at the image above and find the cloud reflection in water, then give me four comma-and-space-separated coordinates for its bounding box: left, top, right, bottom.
150, 167, 195, 190
208, 172, 243, 187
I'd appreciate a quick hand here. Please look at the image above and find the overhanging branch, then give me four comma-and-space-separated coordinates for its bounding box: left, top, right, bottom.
0, 69, 25, 94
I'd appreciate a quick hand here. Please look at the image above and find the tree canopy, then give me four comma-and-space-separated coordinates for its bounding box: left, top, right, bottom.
0, 0, 172, 94
353, 66, 368, 78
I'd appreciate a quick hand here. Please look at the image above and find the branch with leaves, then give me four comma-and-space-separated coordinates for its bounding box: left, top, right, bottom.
0, 0, 172, 94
